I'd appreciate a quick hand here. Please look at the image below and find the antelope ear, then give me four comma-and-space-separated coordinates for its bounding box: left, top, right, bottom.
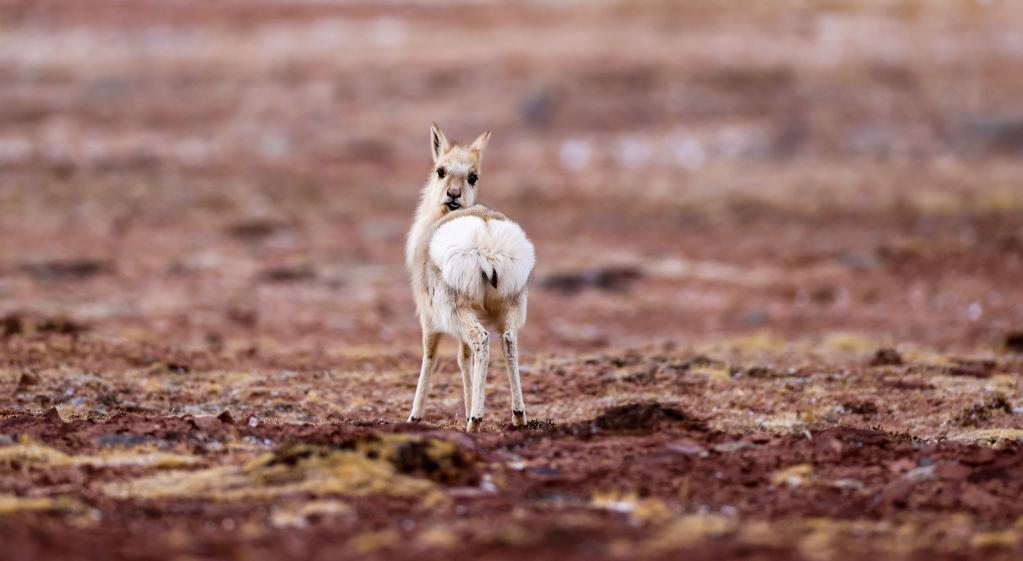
470, 130, 491, 154
431, 123, 450, 163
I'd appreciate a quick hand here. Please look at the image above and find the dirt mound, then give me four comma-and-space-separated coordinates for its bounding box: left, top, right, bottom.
592, 403, 706, 432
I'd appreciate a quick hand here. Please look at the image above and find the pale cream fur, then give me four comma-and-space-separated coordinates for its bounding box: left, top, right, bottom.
405, 124, 534, 431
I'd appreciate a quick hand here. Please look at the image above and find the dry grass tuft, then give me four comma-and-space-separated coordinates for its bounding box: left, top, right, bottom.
950, 429, 1023, 445
0, 494, 86, 516
102, 434, 475, 501
0, 439, 203, 470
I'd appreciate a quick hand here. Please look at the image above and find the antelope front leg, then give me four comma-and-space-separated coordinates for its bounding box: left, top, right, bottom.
407, 332, 441, 423
457, 341, 472, 423
501, 329, 527, 427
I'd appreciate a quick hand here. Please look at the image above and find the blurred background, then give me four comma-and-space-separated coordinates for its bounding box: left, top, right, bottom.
1, 0, 1022, 357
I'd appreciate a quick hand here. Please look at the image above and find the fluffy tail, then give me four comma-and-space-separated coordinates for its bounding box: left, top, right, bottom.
429, 216, 535, 301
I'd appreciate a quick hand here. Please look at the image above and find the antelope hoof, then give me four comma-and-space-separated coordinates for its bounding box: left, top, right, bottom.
466, 416, 483, 432
407, 416, 422, 424
512, 410, 527, 427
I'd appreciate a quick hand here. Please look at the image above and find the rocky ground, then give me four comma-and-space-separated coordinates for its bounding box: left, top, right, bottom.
2, 1, 1023, 559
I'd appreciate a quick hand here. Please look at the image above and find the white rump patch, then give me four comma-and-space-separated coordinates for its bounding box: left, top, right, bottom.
429, 217, 535, 301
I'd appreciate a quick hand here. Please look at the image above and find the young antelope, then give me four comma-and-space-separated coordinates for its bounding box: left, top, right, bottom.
405, 124, 535, 432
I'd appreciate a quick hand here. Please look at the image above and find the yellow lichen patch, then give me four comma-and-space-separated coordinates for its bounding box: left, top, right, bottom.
771, 464, 814, 487
950, 429, 1023, 445
910, 191, 963, 217
0, 494, 85, 515
974, 189, 1023, 215
971, 530, 1020, 549
688, 364, 732, 382
481, 523, 539, 547
901, 349, 954, 368
270, 499, 352, 528
83, 450, 203, 469
103, 449, 421, 500
301, 390, 344, 414
754, 412, 806, 434
646, 514, 735, 550
0, 439, 202, 470
737, 520, 784, 548
989, 374, 1019, 391
821, 332, 876, 354
348, 529, 401, 554
102, 435, 467, 501
591, 490, 640, 513
795, 521, 842, 561
791, 518, 887, 561
590, 491, 672, 525
795, 406, 829, 427
326, 345, 412, 360
416, 526, 459, 549
720, 332, 786, 353
632, 497, 672, 525
0, 440, 71, 465
647, 514, 1023, 558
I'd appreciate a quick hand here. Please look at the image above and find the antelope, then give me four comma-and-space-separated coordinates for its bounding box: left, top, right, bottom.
405, 124, 535, 432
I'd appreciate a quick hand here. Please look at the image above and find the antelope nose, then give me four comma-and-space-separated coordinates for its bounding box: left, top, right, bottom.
447, 188, 461, 198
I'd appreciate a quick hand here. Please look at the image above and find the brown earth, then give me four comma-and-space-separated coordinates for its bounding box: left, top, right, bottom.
2, 1, 1023, 560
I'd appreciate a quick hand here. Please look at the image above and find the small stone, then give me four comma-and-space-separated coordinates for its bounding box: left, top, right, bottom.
713, 441, 754, 454
904, 464, 935, 482
666, 439, 708, 456
191, 416, 223, 432
830, 478, 864, 490
43, 407, 64, 424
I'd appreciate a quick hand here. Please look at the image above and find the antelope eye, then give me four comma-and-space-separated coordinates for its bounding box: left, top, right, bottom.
467, 172, 478, 186
436, 167, 446, 179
